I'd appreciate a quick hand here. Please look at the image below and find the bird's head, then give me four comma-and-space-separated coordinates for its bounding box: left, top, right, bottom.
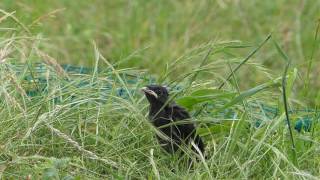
141, 85, 169, 105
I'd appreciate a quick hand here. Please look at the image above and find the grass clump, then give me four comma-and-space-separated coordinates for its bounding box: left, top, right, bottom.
0, 2, 320, 179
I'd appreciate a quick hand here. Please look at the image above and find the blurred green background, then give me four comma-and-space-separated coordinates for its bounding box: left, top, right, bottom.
1, 0, 319, 100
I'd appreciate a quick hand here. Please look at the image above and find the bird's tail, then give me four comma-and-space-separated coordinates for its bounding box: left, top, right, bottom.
193, 135, 205, 155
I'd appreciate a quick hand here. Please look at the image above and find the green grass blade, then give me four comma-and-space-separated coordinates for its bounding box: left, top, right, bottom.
215, 78, 281, 112
218, 33, 272, 89
273, 40, 298, 166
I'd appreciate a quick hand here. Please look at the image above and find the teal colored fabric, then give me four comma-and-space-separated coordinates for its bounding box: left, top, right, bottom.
12, 63, 318, 132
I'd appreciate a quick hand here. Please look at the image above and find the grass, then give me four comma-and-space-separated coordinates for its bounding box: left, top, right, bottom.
0, 1, 320, 179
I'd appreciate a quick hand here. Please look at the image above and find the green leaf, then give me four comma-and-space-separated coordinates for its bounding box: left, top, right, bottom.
176, 96, 201, 109
197, 120, 237, 136
176, 88, 236, 109
215, 78, 281, 112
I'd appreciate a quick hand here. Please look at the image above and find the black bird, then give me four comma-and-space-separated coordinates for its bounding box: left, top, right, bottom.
141, 85, 205, 156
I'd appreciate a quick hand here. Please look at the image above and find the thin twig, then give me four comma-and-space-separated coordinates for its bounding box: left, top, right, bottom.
282, 62, 296, 150
194, 34, 272, 117
218, 33, 272, 89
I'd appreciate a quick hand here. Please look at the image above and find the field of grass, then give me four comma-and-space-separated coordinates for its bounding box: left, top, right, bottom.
0, 0, 320, 179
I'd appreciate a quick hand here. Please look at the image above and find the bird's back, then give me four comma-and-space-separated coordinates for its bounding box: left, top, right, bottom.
148, 102, 205, 154
169, 104, 205, 153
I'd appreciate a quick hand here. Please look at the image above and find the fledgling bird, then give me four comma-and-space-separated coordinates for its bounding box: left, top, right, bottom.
141, 85, 205, 156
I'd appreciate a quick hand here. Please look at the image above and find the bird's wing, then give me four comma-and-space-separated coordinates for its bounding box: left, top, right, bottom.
169, 103, 197, 139
170, 103, 191, 119
169, 103, 205, 153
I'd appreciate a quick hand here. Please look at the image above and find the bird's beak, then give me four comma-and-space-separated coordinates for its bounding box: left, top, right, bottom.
141, 87, 158, 98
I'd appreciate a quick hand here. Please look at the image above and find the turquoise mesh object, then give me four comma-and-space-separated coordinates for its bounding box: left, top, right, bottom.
10, 63, 319, 133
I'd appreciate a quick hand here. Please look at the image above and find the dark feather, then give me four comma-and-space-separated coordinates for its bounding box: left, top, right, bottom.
142, 85, 205, 156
